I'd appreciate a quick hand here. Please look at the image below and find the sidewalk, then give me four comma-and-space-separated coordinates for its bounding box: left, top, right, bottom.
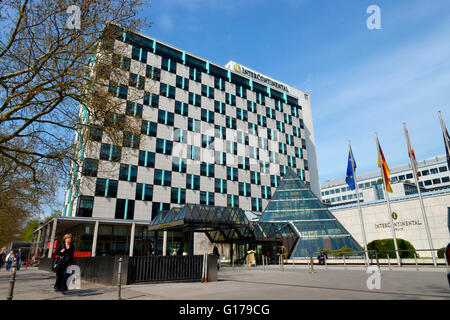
0, 266, 449, 300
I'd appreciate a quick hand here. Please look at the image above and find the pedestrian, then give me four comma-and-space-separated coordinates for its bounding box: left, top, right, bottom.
17, 248, 23, 271
213, 243, 220, 270
5, 250, 16, 271
53, 234, 74, 294
0, 249, 5, 271
318, 250, 327, 265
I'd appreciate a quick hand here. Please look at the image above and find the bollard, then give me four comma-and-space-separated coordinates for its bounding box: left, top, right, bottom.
7, 262, 17, 300
281, 255, 284, 272
246, 256, 249, 270
117, 257, 122, 300
375, 250, 380, 269
325, 256, 328, 270
343, 254, 347, 270
309, 253, 315, 274
232, 255, 234, 271
262, 255, 265, 271
414, 253, 419, 271
387, 253, 391, 271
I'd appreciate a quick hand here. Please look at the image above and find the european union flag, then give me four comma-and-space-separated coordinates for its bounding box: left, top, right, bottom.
346, 147, 357, 190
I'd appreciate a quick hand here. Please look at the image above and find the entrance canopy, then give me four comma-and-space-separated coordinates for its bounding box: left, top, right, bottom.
148, 204, 298, 246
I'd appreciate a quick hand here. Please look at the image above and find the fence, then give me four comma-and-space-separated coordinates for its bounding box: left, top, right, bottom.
127, 255, 203, 283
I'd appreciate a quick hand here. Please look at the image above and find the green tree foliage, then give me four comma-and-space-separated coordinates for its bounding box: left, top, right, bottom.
367, 238, 417, 258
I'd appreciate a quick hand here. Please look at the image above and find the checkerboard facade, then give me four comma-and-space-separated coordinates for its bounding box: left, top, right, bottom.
62, 25, 313, 222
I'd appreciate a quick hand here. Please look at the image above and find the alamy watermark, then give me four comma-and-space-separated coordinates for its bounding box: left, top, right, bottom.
66, 5, 81, 30
366, 5, 381, 30
366, 266, 381, 290
66, 265, 81, 290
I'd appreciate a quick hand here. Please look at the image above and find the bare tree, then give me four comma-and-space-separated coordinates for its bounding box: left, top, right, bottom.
0, 0, 150, 182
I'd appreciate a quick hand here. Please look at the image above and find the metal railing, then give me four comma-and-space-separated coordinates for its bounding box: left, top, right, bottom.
127, 255, 203, 283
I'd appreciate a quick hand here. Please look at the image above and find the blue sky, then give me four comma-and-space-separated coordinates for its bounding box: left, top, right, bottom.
139, 0, 450, 183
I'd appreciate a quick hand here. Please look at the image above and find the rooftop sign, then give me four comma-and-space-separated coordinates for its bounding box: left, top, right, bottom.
227, 61, 289, 93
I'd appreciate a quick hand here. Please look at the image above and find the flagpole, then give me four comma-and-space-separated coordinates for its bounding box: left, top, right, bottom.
438, 111, 450, 155
375, 133, 401, 266
403, 123, 436, 267
348, 141, 369, 264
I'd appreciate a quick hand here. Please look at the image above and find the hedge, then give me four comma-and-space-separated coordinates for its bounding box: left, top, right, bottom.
367, 238, 416, 258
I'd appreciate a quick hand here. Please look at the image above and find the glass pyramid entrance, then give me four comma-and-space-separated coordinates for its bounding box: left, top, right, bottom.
260, 168, 361, 258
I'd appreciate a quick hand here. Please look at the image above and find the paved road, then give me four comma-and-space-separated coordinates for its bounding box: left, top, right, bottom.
0, 266, 449, 300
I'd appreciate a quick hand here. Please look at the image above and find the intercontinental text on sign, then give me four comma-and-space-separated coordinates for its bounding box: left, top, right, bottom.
375, 219, 422, 230
232, 62, 289, 92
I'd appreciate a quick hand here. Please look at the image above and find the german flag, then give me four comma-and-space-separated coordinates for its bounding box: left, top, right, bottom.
376, 137, 393, 193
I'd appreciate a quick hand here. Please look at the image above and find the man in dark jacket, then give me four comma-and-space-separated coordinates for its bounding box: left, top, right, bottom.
213, 244, 220, 270
318, 250, 327, 265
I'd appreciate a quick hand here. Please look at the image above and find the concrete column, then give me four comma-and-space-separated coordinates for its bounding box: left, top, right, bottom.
35, 229, 42, 257
47, 219, 58, 258
91, 220, 99, 257
129, 223, 136, 257
162, 231, 167, 256
43, 225, 50, 258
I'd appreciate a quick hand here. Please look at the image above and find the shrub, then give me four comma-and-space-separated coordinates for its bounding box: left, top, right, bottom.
437, 247, 446, 258
367, 238, 416, 259
320, 247, 354, 257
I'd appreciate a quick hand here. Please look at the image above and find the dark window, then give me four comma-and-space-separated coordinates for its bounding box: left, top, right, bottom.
128, 73, 145, 90
161, 57, 177, 73
189, 92, 201, 107
226, 116, 236, 129
225, 93, 236, 106
236, 85, 247, 99
99, 144, 121, 162
188, 118, 201, 132
266, 107, 275, 119
236, 108, 248, 121
132, 46, 147, 63
186, 174, 200, 190
214, 77, 225, 91
176, 76, 189, 91
200, 191, 214, 206
227, 167, 238, 181
442, 176, 450, 183
251, 172, 261, 184
115, 199, 135, 220
138, 151, 155, 168
189, 67, 202, 82
439, 166, 448, 172
158, 110, 174, 126
424, 180, 432, 186
200, 163, 214, 177
238, 156, 250, 170
215, 151, 226, 165
143, 92, 159, 107
123, 132, 140, 149
112, 54, 130, 71
433, 178, 441, 184
261, 186, 271, 199
77, 196, 94, 217
172, 157, 187, 173
214, 101, 225, 115
141, 120, 157, 137
247, 101, 256, 113
156, 139, 173, 155
201, 109, 214, 124
159, 83, 175, 99
126, 101, 143, 118
252, 198, 262, 212
95, 179, 118, 198
88, 125, 102, 142
171, 188, 186, 204
136, 183, 153, 201
154, 169, 172, 186
146, 65, 161, 81
227, 194, 239, 208
215, 179, 227, 193
258, 115, 267, 127
82, 158, 98, 177
119, 164, 138, 182
201, 84, 215, 99
239, 182, 251, 197
406, 173, 413, 179
175, 101, 188, 116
